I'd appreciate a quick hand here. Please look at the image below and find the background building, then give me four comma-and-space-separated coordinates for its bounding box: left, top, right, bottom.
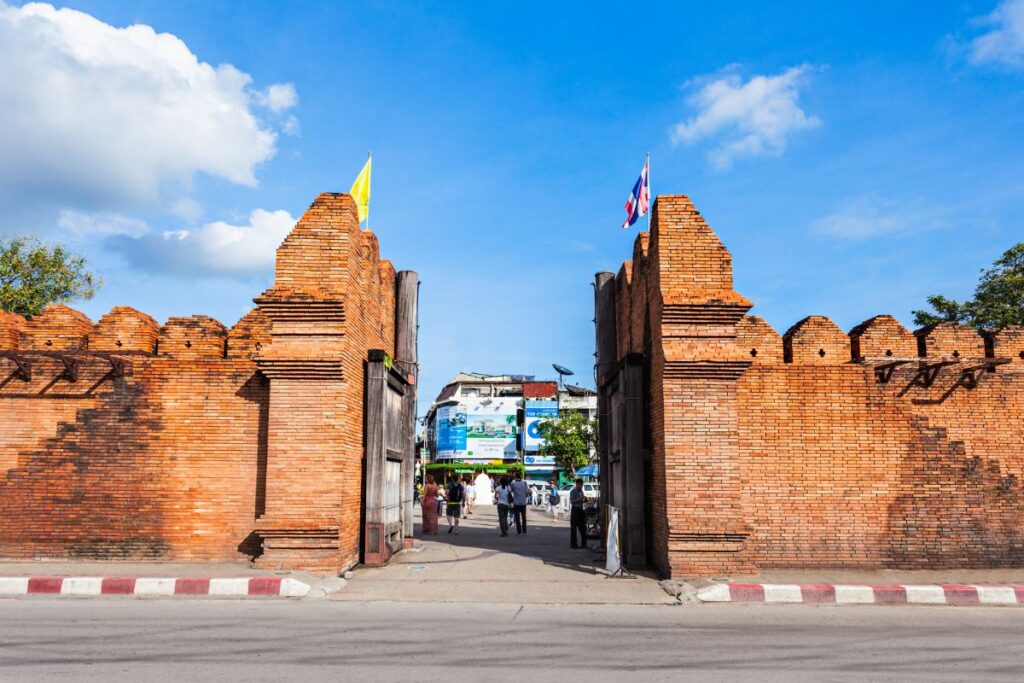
423, 372, 596, 482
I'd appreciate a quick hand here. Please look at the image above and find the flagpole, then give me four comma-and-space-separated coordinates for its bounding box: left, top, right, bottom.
366, 150, 372, 232
645, 151, 651, 232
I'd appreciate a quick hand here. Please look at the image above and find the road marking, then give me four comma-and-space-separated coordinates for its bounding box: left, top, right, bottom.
903, 585, 946, 604
973, 586, 1017, 605
61, 577, 103, 596
0, 577, 29, 596
134, 578, 176, 596
763, 584, 803, 603
209, 578, 250, 596
696, 583, 731, 602
832, 585, 876, 604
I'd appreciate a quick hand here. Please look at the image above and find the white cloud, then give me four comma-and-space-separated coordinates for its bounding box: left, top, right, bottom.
811, 197, 950, 241
0, 2, 296, 212
110, 208, 296, 274
256, 83, 299, 112
57, 210, 148, 237
171, 197, 203, 223
670, 65, 821, 170
968, 0, 1024, 68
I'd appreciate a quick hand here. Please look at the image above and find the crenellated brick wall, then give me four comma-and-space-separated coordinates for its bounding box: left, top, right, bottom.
0, 192, 410, 574
603, 194, 1024, 577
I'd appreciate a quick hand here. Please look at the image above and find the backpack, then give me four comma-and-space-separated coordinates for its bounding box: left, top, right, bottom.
447, 482, 463, 503
550, 488, 560, 504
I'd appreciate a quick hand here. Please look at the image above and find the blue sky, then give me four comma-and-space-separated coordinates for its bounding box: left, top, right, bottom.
1, 1, 1022, 409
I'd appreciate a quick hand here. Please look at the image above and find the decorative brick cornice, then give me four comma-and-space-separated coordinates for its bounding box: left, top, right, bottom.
663, 360, 752, 380
662, 303, 752, 326
255, 358, 344, 380
253, 298, 346, 325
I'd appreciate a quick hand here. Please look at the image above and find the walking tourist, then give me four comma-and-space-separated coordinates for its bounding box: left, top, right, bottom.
495, 476, 513, 537
569, 478, 587, 549
510, 471, 530, 534
421, 475, 439, 535
547, 478, 561, 520
464, 477, 476, 517
446, 475, 464, 534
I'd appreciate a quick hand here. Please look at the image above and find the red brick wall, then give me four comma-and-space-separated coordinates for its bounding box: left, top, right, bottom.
0, 322, 264, 561
0, 192, 403, 572
607, 194, 1024, 577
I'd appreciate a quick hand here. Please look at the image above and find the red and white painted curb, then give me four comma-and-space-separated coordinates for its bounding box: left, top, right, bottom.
0, 576, 310, 598
697, 583, 1024, 606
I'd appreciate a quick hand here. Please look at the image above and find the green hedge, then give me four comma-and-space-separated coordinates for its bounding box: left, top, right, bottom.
423, 461, 526, 475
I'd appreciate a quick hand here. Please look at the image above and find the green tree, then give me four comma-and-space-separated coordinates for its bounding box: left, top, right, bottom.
0, 237, 100, 318
537, 411, 596, 474
913, 243, 1024, 330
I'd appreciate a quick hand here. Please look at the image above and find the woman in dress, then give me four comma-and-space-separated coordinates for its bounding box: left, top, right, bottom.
421, 475, 440, 534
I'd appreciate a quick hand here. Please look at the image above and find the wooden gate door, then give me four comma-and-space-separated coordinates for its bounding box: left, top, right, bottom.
599, 353, 648, 568
363, 349, 415, 566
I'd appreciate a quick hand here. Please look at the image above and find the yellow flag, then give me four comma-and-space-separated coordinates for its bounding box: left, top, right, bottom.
349, 155, 371, 223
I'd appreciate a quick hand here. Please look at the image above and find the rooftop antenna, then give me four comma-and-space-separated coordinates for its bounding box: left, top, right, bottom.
552, 363, 575, 389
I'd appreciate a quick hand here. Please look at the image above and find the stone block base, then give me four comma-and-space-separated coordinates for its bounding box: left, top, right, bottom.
253, 525, 341, 573
667, 533, 754, 577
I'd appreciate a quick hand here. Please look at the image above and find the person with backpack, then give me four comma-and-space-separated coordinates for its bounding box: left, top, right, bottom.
547, 478, 561, 521
445, 475, 465, 535
494, 476, 514, 537
569, 477, 587, 549
509, 471, 531, 534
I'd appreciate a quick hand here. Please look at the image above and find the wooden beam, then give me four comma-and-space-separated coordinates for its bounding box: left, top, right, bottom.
0, 352, 31, 381
395, 271, 419, 544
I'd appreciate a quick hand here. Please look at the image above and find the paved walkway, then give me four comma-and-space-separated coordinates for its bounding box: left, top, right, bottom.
339, 503, 673, 604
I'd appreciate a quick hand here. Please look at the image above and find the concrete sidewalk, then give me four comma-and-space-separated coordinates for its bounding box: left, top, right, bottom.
339, 504, 674, 605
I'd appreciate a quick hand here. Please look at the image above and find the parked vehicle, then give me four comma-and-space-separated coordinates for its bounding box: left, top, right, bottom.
558, 482, 600, 512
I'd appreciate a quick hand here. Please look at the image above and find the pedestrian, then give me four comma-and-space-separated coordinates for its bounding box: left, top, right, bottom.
413, 481, 421, 505
445, 475, 464, 534
547, 478, 561, 521
464, 476, 476, 517
494, 476, 513, 537
421, 475, 439, 535
569, 477, 587, 549
510, 471, 531, 535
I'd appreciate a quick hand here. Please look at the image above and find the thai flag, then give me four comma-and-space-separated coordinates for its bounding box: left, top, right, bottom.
621, 158, 650, 229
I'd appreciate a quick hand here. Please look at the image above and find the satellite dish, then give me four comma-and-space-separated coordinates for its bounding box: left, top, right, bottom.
552, 363, 574, 388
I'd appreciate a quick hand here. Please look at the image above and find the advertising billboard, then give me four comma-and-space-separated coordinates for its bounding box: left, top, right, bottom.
465, 397, 518, 461
436, 404, 467, 458
523, 400, 558, 453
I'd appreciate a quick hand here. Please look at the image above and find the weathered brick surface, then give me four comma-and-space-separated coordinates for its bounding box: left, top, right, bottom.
607, 194, 1024, 577
783, 316, 849, 364
916, 322, 987, 360
849, 315, 917, 360
0, 310, 26, 350
22, 305, 92, 351
0, 192, 404, 574
92, 307, 159, 354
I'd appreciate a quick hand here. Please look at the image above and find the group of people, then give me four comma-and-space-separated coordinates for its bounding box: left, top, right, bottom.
418, 474, 477, 535
419, 471, 591, 549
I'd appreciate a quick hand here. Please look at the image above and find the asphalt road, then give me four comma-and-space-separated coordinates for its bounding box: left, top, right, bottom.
0, 601, 1022, 682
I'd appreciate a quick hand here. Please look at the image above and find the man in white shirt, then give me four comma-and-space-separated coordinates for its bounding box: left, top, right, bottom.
509, 471, 531, 535
464, 478, 476, 516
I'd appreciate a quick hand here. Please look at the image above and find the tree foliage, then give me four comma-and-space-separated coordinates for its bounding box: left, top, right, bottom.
537, 411, 596, 474
0, 237, 100, 318
913, 243, 1024, 330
